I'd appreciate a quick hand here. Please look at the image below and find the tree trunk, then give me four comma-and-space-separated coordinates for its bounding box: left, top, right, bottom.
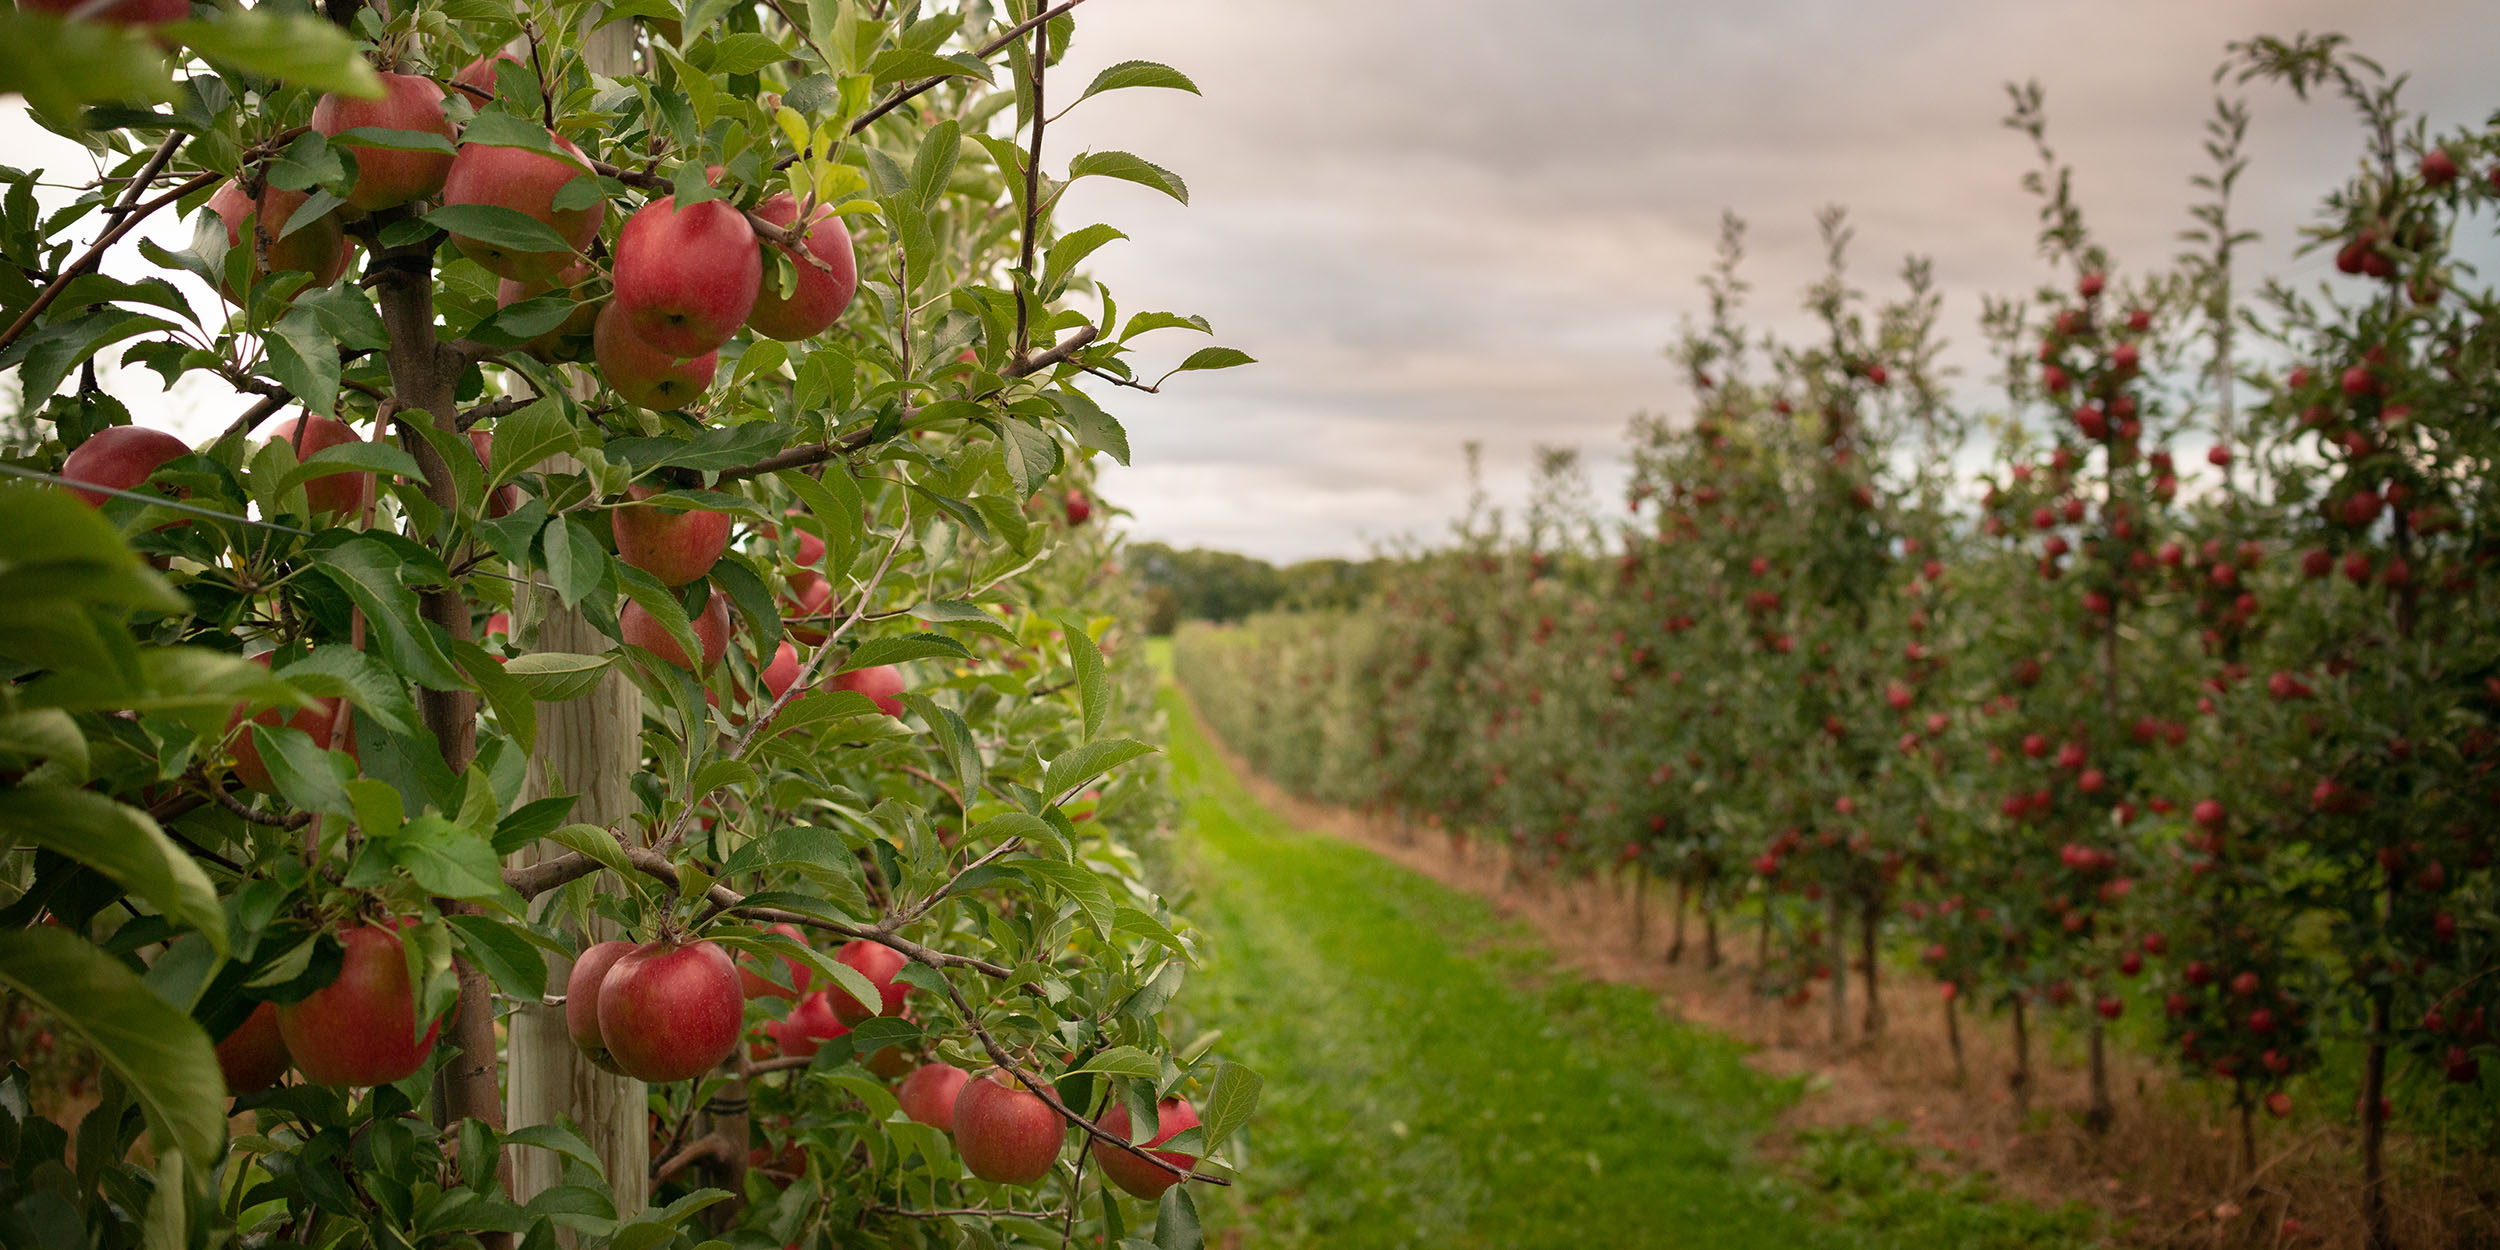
1667, 873, 1688, 965
1700, 886, 1719, 970
1858, 891, 1884, 1040
2085, 1020, 2113, 1134
2362, 985, 2392, 1250
1629, 866, 1647, 950
2234, 1080, 2256, 1180
2009, 996, 2032, 1123
1826, 890, 1849, 1047
1943, 989, 1965, 1086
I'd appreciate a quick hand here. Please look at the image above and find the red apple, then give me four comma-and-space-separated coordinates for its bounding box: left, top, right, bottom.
1063, 490, 1092, 526
226, 683, 353, 794
452, 50, 525, 101
496, 261, 599, 361
262, 414, 370, 519
1092, 1097, 1200, 1200
612, 484, 730, 586
783, 571, 835, 644
897, 1061, 970, 1131
467, 428, 522, 518
952, 1067, 1063, 1184
208, 180, 347, 298
757, 640, 803, 700
596, 939, 743, 1083
825, 940, 909, 1025
277, 924, 441, 1087
310, 72, 455, 211
830, 664, 906, 718
766, 991, 848, 1060
214, 1001, 291, 1095
564, 939, 636, 1073
621, 587, 731, 671
613, 195, 760, 356
746, 193, 858, 340
738, 922, 813, 1000
594, 301, 717, 409
441, 132, 603, 280
60, 425, 189, 507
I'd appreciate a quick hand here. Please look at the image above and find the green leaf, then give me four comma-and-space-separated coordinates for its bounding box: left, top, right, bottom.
700, 31, 792, 76
481, 396, 576, 486
997, 415, 1062, 498
896, 693, 981, 809
1073, 1044, 1159, 1078
444, 914, 547, 1001
425, 203, 575, 258
1077, 60, 1200, 103
1153, 1186, 1203, 1250
1166, 346, 1254, 376
541, 516, 610, 611
0, 13, 174, 123
277, 439, 425, 500
548, 823, 640, 891
867, 47, 992, 87
1049, 388, 1130, 466
308, 539, 468, 691
166, 11, 383, 98
0, 786, 224, 949
385, 817, 519, 909
0, 927, 225, 1167
1065, 151, 1188, 205
1013, 857, 1114, 939
910, 120, 961, 212
503, 653, 615, 703
1062, 614, 1107, 742
843, 633, 970, 670
907, 599, 1013, 642
1200, 1059, 1262, 1148
1043, 738, 1156, 803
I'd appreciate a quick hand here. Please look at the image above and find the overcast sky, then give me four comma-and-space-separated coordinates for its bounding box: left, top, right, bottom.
8, 2, 2495, 562
1047, 0, 2500, 560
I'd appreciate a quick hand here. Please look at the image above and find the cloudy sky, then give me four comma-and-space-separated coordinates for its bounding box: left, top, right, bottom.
9, 2, 2495, 562
1046, 0, 2500, 560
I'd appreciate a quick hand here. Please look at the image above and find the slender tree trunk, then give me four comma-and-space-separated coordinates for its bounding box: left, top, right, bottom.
1858, 890, 1884, 1040
697, 1072, 750, 1232
1943, 989, 1965, 1086
2086, 1021, 2113, 1134
1629, 866, 1647, 951
1667, 873, 1688, 964
2234, 1080, 2256, 1180
2009, 997, 2032, 1123
1826, 891, 1849, 1047
1751, 899, 1769, 991
2362, 984, 2392, 1250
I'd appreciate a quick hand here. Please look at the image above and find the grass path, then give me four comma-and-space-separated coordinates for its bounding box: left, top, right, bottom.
1159, 681, 1860, 1248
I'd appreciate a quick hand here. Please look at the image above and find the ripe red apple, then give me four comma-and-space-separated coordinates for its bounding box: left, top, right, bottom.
452, 50, 525, 101
226, 685, 353, 793
2266, 1091, 2293, 1118
310, 73, 455, 211
613, 195, 760, 356
747, 193, 859, 340
825, 940, 909, 1025
611, 484, 730, 586
784, 571, 835, 643
621, 588, 731, 671
467, 428, 522, 518
1063, 489, 1092, 526
1092, 1096, 1200, 1200
594, 301, 717, 409
897, 1061, 970, 1131
766, 991, 848, 1059
277, 924, 441, 1087
595, 939, 743, 1083
18, 0, 188, 22
738, 922, 814, 1000
60, 425, 189, 507
208, 180, 348, 298
757, 640, 803, 700
952, 1067, 1063, 1184
440, 132, 604, 280
563, 939, 636, 1073
214, 1000, 291, 1095
262, 414, 370, 519
2420, 149, 2458, 186
830, 664, 907, 717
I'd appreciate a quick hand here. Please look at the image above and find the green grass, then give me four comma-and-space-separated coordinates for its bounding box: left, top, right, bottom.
1156, 661, 2104, 1249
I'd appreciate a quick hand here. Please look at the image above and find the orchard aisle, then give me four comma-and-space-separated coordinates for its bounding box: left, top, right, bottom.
1156, 678, 1854, 1249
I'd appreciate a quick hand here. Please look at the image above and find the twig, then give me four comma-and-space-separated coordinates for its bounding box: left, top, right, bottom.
881, 836, 1021, 931
212, 787, 313, 829
867, 1203, 1068, 1221
456, 392, 539, 430
1012, 9, 1046, 358
105, 135, 186, 227
0, 170, 219, 354
651, 1134, 733, 1185
219, 393, 293, 442
836, 0, 1095, 142
1079, 363, 1157, 393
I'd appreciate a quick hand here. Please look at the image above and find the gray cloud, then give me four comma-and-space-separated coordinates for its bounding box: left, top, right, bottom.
1049, 0, 2500, 560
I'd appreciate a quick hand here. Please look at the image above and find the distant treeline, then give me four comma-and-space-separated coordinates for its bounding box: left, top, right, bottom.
1130, 542, 1385, 634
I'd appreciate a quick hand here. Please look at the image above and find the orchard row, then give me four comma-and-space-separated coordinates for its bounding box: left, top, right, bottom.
1179, 36, 2493, 1249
